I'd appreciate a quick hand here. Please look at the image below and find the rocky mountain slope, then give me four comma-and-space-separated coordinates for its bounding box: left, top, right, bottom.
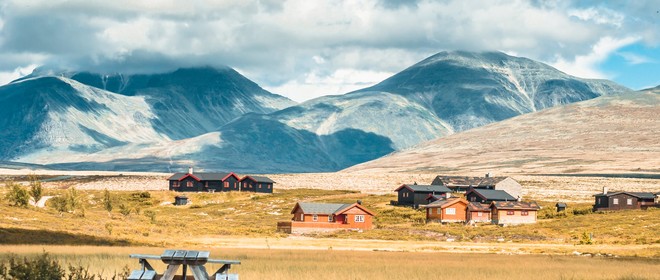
344, 90, 660, 175
0, 52, 635, 172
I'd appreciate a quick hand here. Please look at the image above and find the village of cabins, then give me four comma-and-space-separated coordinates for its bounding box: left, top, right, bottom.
168, 168, 660, 234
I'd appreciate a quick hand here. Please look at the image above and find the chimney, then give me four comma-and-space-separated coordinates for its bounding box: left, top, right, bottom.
485, 173, 491, 178
603, 186, 608, 195
357, 200, 362, 205
188, 166, 194, 174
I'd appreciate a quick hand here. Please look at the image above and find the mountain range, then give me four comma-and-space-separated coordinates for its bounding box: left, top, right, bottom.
0, 51, 637, 172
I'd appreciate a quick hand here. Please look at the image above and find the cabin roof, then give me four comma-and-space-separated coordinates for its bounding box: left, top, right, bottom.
423, 197, 467, 208
292, 202, 375, 216
395, 184, 452, 193
556, 202, 567, 207
467, 202, 490, 211
426, 194, 445, 201
467, 188, 516, 201
240, 175, 275, 183
168, 172, 238, 181
594, 191, 656, 199
433, 175, 511, 187
491, 201, 540, 211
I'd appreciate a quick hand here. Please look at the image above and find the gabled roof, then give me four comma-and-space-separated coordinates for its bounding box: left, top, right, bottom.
426, 194, 445, 201
168, 172, 239, 182
239, 175, 275, 183
291, 202, 375, 216
394, 184, 452, 193
423, 197, 467, 208
433, 175, 511, 187
467, 188, 516, 201
594, 191, 656, 199
467, 202, 490, 211
556, 202, 567, 207
491, 201, 540, 211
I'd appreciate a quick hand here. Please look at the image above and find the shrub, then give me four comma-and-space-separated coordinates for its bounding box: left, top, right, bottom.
103, 189, 113, 213
0, 252, 129, 280
143, 210, 156, 223
28, 177, 43, 206
5, 182, 29, 208
49, 196, 68, 213
118, 204, 131, 216
0, 252, 64, 279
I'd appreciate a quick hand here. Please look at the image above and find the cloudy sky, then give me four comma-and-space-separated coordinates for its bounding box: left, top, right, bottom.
0, 0, 658, 102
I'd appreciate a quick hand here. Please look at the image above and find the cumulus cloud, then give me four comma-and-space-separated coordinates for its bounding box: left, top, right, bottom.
0, 0, 658, 99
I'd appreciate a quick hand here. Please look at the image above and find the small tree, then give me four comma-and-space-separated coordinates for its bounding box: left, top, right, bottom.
118, 203, 131, 216
28, 176, 43, 206
103, 189, 113, 213
5, 182, 29, 208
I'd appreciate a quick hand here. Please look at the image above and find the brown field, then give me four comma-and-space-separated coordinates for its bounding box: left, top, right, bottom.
1, 245, 658, 280
0, 168, 658, 278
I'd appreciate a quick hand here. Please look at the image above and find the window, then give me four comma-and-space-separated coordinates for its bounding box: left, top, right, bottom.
258, 184, 262, 189
268, 184, 271, 189
186, 181, 193, 187
437, 208, 441, 214
205, 182, 208, 188
521, 210, 529, 216
598, 198, 602, 204
328, 215, 333, 222
445, 208, 456, 215
172, 181, 179, 188
300, 214, 304, 221
613, 198, 619, 205
477, 212, 483, 217
470, 196, 476, 202
627, 198, 633, 205
354, 215, 365, 223
312, 214, 318, 221
224, 182, 229, 188
506, 210, 514, 215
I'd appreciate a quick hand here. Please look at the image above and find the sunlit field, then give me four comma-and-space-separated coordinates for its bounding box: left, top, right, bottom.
0, 245, 658, 280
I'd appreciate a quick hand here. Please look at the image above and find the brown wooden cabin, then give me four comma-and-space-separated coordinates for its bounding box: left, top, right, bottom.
278, 201, 375, 233
239, 175, 275, 193
466, 188, 516, 204
168, 167, 240, 192
394, 184, 452, 208
423, 198, 468, 223
467, 202, 491, 223
490, 201, 540, 225
431, 174, 522, 199
593, 189, 657, 211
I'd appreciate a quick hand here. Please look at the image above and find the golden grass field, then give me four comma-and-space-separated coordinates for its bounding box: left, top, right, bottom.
0, 170, 659, 279
1, 245, 659, 280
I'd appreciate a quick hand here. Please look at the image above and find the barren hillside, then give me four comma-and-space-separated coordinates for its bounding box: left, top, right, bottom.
345, 91, 660, 176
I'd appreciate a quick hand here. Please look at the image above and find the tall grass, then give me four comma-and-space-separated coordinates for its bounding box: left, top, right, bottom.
0, 246, 657, 280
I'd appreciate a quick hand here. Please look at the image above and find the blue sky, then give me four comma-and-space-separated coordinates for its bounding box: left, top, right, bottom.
0, 0, 658, 101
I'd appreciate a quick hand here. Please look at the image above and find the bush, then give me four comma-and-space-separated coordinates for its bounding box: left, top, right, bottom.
103, 189, 112, 213
0, 252, 129, 280
49, 197, 68, 213
118, 204, 131, 216
5, 182, 29, 208
28, 177, 43, 205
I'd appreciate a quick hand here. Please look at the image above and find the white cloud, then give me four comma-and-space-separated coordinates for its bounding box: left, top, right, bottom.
617, 52, 654, 65
550, 36, 639, 79
0, 64, 39, 86
0, 0, 658, 99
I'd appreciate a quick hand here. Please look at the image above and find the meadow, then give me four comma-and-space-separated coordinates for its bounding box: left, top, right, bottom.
0, 245, 658, 280
0, 174, 658, 279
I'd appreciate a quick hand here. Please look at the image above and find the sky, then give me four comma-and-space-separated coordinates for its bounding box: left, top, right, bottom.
0, 0, 658, 102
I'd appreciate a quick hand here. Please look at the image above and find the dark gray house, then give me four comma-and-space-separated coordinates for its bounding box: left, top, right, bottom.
465, 188, 516, 204
394, 184, 452, 208
593, 188, 657, 211
431, 174, 522, 199
168, 167, 240, 192
239, 175, 275, 193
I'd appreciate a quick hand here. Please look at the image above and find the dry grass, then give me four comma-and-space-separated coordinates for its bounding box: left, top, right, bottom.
0, 245, 658, 280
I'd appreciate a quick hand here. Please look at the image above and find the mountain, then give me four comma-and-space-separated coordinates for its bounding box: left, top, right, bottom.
344, 90, 660, 175
353, 51, 629, 131
0, 51, 634, 172
0, 76, 169, 162
26, 67, 297, 139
